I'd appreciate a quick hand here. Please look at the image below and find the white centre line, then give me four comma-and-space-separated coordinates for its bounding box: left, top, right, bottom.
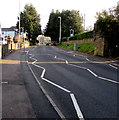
70, 93, 84, 119
109, 64, 118, 69
30, 55, 71, 93
87, 69, 98, 77
86, 58, 90, 61
98, 76, 119, 84
42, 78, 71, 93
54, 56, 119, 84
28, 53, 84, 119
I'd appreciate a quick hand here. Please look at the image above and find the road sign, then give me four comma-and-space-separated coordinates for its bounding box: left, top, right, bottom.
70, 34, 74, 37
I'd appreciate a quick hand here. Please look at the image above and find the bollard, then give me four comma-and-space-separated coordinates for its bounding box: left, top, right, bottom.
74, 43, 78, 51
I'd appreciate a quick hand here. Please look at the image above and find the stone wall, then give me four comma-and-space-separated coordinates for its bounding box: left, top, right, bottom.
63, 38, 94, 44
94, 37, 105, 56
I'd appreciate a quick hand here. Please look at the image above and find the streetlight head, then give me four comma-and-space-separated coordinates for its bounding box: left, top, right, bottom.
58, 16, 61, 19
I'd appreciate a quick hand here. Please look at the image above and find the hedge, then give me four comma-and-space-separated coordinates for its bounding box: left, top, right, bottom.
62, 31, 93, 41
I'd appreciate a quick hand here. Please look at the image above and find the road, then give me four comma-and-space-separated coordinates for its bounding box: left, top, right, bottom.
21, 45, 119, 119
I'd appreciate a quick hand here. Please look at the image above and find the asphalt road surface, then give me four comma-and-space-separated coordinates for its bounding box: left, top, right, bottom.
21, 45, 119, 120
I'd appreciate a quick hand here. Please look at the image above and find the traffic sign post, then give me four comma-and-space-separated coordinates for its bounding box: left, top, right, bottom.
70, 29, 74, 37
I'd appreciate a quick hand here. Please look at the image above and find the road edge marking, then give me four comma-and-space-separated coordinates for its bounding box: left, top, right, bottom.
26, 61, 66, 119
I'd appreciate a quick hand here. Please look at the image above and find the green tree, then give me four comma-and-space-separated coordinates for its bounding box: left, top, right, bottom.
17, 4, 42, 45
44, 10, 60, 42
95, 6, 119, 57
44, 9, 83, 42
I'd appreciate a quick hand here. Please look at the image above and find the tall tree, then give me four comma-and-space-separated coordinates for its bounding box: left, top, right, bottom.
17, 4, 42, 44
44, 10, 60, 42
44, 10, 83, 42
95, 5, 119, 57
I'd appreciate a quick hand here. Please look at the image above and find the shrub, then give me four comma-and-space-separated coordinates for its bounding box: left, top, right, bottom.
69, 31, 93, 40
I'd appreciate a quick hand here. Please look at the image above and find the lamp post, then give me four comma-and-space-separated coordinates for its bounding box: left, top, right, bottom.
58, 17, 61, 43
18, 0, 21, 48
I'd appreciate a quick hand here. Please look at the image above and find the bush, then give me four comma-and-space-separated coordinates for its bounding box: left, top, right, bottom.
69, 31, 93, 40
62, 37, 68, 42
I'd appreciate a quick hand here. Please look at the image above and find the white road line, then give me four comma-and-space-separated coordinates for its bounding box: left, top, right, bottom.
41, 69, 46, 78
70, 93, 84, 119
26, 50, 29, 55
54, 56, 118, 84
87, 69, 98, 77
1, 81, 8, 84
33, 63, 45, 69
86, 58, 90, 61
66, 60, 69, 64
42, 77, 71, 93
28, 53, 84, 119
30, 55, 71, 93
98, 76, 119, 84
27, 61, 66, 119
109, 64, 118, 69
70, 63, 118, 84
33, 64, 71, 93
69, 63, 87, 70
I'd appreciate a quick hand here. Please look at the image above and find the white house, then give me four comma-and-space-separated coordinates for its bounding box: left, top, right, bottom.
1, 26, 16, 38
1, 26, 16, 44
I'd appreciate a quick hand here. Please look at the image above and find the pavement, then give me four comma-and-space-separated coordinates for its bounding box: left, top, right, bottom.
1, 48, 36, 119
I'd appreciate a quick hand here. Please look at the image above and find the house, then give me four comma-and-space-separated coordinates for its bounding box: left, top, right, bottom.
1, 26, 17, 44
1, 26, 16, 38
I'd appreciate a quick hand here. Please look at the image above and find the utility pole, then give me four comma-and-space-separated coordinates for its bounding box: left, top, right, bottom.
58, 17, 61, 44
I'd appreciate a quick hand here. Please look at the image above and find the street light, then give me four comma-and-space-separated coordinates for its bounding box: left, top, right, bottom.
58, 16, 61, 43
18, 0, 21, 48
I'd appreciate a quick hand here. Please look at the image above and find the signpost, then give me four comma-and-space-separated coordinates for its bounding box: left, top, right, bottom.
70, 29, 74, 37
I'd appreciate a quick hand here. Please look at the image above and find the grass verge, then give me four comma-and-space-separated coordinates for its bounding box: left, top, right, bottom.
59, 43, 94, 54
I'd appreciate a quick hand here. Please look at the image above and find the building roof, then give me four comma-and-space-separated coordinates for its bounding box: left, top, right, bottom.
2, 26, 16, 32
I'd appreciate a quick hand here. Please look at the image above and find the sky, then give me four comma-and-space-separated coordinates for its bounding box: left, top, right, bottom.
0, 0, 118, 31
